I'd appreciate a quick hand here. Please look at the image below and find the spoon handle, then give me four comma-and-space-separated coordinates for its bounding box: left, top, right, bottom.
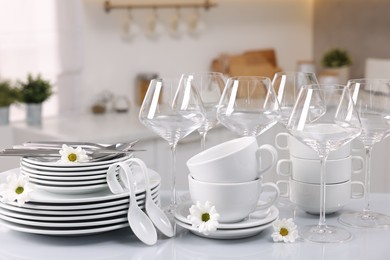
117, 161, 157, 246
127, 158, 174, 238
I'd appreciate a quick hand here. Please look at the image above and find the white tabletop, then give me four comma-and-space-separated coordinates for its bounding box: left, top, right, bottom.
0, 193, 389, 260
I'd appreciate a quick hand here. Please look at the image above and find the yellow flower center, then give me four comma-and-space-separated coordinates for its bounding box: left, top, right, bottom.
201, 213, 210, 222
68, 153, 77, 162
15, 186, 24, 195
280, 227, 289, 236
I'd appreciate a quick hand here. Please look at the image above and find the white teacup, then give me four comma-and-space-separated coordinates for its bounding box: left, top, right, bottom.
187, 136, 278, 183
188, 175, 280, 223
276, 179, 365, 214
276, 155, 364, 184
275, 132, 352, 160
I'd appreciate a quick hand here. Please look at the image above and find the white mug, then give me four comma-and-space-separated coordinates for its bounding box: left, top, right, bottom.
276, 179, 365, 214
276, 155, 364, 184
188, 175, 280, 223
275, 132, 352, 160
187, 136, 278, 183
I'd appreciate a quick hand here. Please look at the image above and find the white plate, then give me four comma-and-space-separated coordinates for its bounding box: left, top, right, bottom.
175, 202, 279, 230
0, 190, 159, 215
0, 207, 128, 222
21, 161, 113, 172
0, 213, 128, 228
26, 176, 107, 186
31, 182, 110, 195
20, 167, 107, 180
176, 219, 275, 240
22, 153, 133, 167
0, 219, 129, 236
0, 197, 160, 222
0, 168, 160, 204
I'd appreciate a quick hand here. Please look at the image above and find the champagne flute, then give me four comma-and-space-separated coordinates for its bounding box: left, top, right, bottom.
139, 77, 205, 213
182, 72, 226, 150
287, 84, 361, 243
338, 78, 390, 228
217, 76, 280, 137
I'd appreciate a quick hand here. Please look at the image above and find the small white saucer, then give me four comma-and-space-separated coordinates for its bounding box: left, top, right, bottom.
175, 219, 274, 240
174, 201, 279, 230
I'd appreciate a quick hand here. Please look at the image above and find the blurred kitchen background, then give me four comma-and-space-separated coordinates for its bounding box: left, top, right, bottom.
1, 0, 390, 192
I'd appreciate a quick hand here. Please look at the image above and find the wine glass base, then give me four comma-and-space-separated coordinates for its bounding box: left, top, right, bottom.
300, 225, 352, 243
338, 211, 390, 229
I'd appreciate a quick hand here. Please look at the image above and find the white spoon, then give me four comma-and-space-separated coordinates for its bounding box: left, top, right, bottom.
115, 162, 157, 246
128, 158, 174, 237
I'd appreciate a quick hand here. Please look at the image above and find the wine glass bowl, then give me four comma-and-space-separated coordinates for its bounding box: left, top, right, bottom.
338, 78, 390, 229
287, 83, 361, 243
217, 76, 280, 137
139, 77, 205, 212
272, 71, 319, 127
182, 72, 226, 150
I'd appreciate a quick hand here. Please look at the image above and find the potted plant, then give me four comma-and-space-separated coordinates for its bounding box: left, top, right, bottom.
0, 80, 19, 125
321, 48, 352, 84
19, 73, 53, 125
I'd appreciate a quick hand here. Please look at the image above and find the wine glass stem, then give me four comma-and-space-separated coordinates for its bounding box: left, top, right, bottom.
363, 146, 373, 214
200, 131, 207, 151
318, 155, 329, 229
170, 143, 178, 208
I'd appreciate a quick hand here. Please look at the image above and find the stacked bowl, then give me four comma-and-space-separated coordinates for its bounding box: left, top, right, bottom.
275, 133, 365, 214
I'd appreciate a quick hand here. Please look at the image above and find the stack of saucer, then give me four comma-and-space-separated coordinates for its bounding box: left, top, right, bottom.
0, 165, 162, 236
174, 200, 278, 239
19, 154, 133, 194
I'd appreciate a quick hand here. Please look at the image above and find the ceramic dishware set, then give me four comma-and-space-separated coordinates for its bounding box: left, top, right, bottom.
0, 143, 173, 243
275, 133, 365, 214
174, 136, 281, 239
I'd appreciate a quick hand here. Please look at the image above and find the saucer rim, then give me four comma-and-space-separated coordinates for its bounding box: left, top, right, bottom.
174, 201, 279, 229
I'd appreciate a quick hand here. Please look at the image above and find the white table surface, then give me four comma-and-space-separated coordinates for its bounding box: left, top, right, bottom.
0, 192, 389, 260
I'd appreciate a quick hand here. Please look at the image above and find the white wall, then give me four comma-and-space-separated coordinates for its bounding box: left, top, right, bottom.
79, 0, 314, 112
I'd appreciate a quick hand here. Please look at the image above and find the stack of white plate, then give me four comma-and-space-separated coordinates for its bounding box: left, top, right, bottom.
0, 168, 161, 236
174, 200, 279, 240
19, 154, 134, 194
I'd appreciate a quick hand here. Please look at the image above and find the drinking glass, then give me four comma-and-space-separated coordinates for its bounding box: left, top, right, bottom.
272, 71, 319, 208
272, 71, 319, 127
182, 72, 225, 150
217, 76, 280, 137
338, 78, 390, 228
287, 84, 361, 243
139, 77, 205, 213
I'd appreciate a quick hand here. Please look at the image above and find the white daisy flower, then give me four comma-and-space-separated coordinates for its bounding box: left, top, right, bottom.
59, 144, 89, 163
271, 218, 299, 243
0, 174, 34, 206
187, 201, 220, 235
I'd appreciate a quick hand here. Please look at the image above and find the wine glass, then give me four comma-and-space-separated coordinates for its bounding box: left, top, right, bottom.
217, 76, 280, 137
272, 71, 319, 208
338, 78, 390, 228
273, 71, 319, 127
182, 72, 226, 150
287, 84, 361, 243
139, 77, 205, 213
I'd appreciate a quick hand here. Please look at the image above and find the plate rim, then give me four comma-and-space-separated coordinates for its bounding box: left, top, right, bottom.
0, 219, 129, 236
22, 153, 133, 168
